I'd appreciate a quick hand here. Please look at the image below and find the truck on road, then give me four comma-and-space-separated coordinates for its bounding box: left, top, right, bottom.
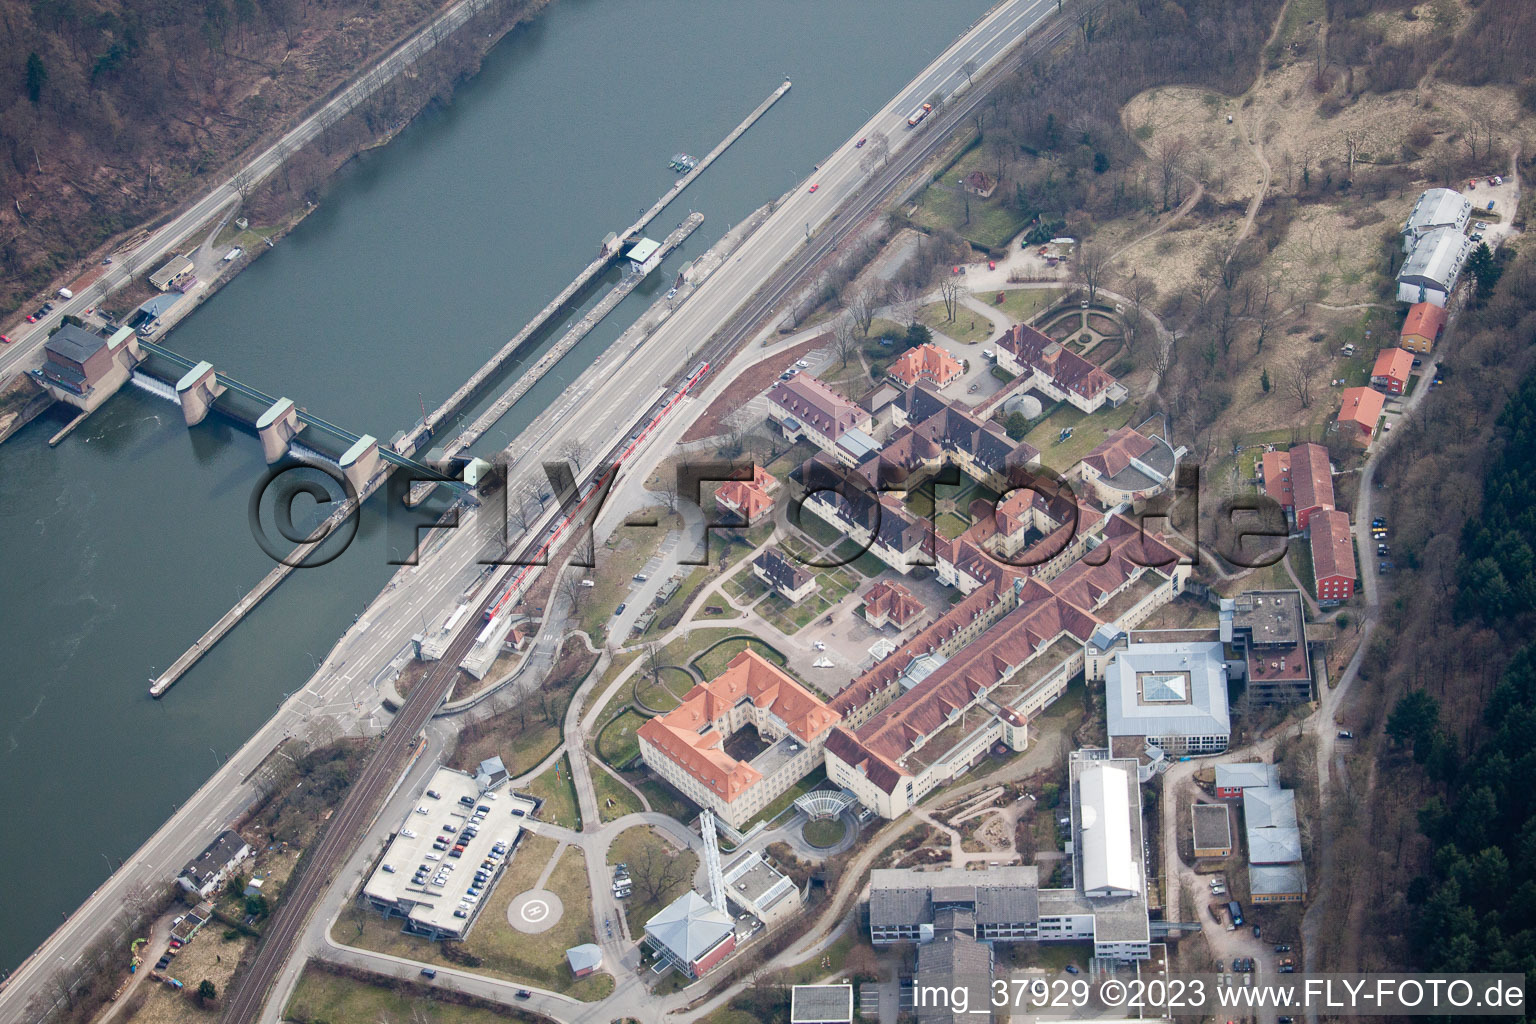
906, 102, 933, 127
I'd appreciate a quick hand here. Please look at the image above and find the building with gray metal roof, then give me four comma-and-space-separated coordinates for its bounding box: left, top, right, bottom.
792, 984, 855, 1024
1104, 641, 1230, 755
1398, 225, 1472, 307
1402, 187, 1471, 251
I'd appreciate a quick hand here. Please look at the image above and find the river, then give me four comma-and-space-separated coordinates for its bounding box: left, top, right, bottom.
0, 0, 994, 976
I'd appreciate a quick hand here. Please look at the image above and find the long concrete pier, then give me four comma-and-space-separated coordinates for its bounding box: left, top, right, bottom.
147, 83, 788, 698
397, 79, 789, 456
148, 475, 389, 697
442, 213, 703, 460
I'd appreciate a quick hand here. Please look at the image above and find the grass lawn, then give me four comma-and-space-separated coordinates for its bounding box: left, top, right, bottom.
596, 709, 648, 769
759, 589, 832, 635
793, 511, 846, 549
607, 825, 700, 925
919, 301, 994, 344
630, 775, 698, 822
723, 565, 769, 604
577, 508, 681, 639
781, 929, 862, 985
911, 161, 1032, 249
1286, 537, 1316, 594
287, 965, 567, 1024
580, 650, 639, 723
635, 666, 690, 712
333, 834, 612, 1000
803, 817, 848, 848
1021, 401, 1138, 473
935, 511, 970, 540
529, 754, 582, 829
849, 548, 887, 577
744, 765, 828, 829
982, 287, 1063, 326
641, 565, 713, 638
693, 635, 788, 679
592, 763, 645, 822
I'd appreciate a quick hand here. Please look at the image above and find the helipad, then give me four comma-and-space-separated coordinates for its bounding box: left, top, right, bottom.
508, 889, 564, 933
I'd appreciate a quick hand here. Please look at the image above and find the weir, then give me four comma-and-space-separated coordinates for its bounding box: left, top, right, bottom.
143, 82, 788, 697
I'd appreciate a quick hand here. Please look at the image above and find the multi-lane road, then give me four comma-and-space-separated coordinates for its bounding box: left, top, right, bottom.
0, 0, 1081, 1020
0, 0, 493, 382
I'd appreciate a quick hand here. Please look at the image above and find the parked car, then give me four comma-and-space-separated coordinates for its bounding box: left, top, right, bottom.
1338, 730, 1354, 739
1274, 944, 1292, 953
633, 573, 648, 582
1064, 965, 1080, 974
1253, 924, 1261, 938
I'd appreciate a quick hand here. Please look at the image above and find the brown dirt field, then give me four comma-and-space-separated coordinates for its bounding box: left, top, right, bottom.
678, 332, 832, 443
126, 930, 253, 1024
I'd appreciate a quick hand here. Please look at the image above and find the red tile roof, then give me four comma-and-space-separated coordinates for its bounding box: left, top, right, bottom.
1309, 509, 1356, 583
1262, 451, 1293, 511
1082, 427, 1155, 478
716, 480, 774, 522
862, 580, 925, 628
889, 344, 963, 389
1287, 443, 1334, 520
638, 651, 840, 802
1401, 302, 1446, 344
999, 324, 1119, 400
1337, 387, 1385, 433
1371, 348, 1413, 384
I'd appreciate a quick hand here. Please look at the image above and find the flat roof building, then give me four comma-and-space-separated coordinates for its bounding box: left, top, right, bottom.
869, 865, 1041, 945
1104, 641, 1231, 756
792, 985, 855, 1024
1402, 188, 1472, 252
1226, 590, 1313, 704
362, 767, 522, 940
1192, 803, 1233, 858
1214, 762, 1279, 798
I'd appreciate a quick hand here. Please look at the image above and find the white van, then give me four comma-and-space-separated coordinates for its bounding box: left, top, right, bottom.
57, 288, 73, 300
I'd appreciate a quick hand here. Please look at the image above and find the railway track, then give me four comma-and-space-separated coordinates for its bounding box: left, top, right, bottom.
218, 8, 1098, 1022
219, 600, 486, 1024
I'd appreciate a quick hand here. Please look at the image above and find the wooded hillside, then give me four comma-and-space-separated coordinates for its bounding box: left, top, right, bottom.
0, 0, 462, 314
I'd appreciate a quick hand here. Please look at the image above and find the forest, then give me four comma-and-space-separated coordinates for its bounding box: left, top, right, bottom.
0, 0, 544, 314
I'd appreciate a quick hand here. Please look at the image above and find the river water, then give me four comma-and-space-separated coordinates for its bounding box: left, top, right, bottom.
0, 0, 993, 975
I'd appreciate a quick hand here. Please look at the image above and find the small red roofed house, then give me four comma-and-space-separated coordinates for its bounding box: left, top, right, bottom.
1262, 450, 1293, 515
963, 170, 997, 198
1370, 348, 1413, 395
1309, 509, 1356, 605
1399, 302, 1446, 354
1336, 387, 1385, 446
861, 580, 925, 631
888, 344, 963, 390
715, 466, 778, 525
636, 650, 840, 826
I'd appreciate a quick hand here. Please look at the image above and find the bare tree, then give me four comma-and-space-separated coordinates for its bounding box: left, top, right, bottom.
631, 839, 689, 907
1124, 273, 1157, 356
1074, 243, 1108, 308
867, 132, 889, 168
1250, 273, 1276, 353
559, 570, 588, 615
961, 58, 978, 86
1283, 349, 1326, 409
560, 439, 589, 472
938, 278, 963, 322
654, 470, 679, 513
890, 282, 921, 327
1154, 136, 1189, 210
644, 642, 664, 691
848, 288, 875, 337
833, 313, 859, 367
